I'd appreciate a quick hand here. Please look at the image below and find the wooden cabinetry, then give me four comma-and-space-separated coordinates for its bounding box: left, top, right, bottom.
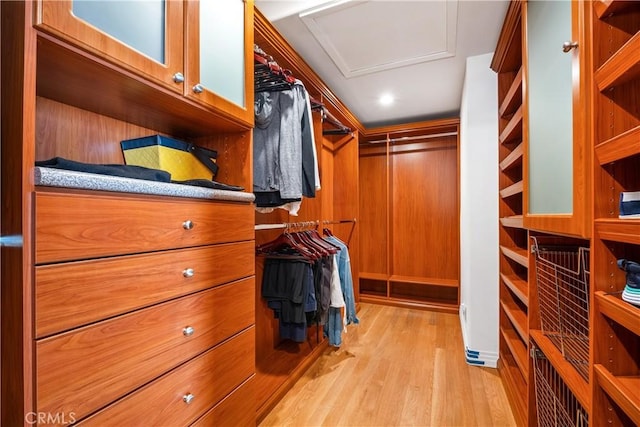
490, 4, 529, 424
36, 0, 254, 125
522, 0, 591, 238
358, 119, 460, 312
1, 1, 256, 425
590, 1, 640, 425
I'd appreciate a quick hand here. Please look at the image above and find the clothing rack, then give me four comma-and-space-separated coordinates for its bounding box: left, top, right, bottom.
254, 44, 296, 93
254, 220, 319, 231
363, 131, 458, 145
322, 109, 352, 135
322, 218, 356, 225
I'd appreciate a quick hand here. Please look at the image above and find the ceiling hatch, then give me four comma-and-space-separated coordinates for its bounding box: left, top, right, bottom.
300, 0, 459, 78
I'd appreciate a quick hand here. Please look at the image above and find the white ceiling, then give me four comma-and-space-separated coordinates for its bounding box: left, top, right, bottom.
255, 0, 509, 127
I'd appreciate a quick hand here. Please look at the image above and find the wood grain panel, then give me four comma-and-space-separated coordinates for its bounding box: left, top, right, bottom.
35, 241, 255, 337
192, 376, 256, 427
359, 152, 387, 275
1, 1, 37, 423
78, 328, 255, 427
391, 141, 458, 281
594, 365, 640, 426
36, 278, 255, 420
35, 191, 254, 263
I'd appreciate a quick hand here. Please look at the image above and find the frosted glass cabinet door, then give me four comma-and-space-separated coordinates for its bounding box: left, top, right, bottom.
523, 0, 590, 237
36, 0, 185, 92
185, 0, 254, 125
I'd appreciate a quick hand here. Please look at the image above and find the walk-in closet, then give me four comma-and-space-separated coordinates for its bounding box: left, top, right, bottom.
1, 0, 639, 426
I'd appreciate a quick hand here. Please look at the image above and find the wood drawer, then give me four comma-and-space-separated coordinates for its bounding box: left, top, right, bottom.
36, 277, 255, 421
77, 327, 255, 426
35, 241, 255, 337
35, 191, 254, 264
191, 376, 255, 427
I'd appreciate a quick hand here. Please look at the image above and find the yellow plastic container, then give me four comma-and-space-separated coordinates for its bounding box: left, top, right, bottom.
121, 135, 218, 181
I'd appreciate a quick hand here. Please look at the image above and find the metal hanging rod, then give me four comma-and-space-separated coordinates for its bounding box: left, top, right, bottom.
254, 220, 319, 231
322, 218, 356, 225
363, 131, 458, 145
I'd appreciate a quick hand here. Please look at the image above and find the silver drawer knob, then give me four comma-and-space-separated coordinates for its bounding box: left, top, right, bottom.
183, 326, 195, 337
192, 84, 204, 94
182, 220, 194, 230
172, 72, 185, 83
183, 393, 194, 404
562, 41, 578, 52
182, 268, 194, 278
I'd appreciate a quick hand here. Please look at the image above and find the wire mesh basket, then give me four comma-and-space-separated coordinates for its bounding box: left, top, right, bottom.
532, 345, 589, 427
531, 236, 590, 381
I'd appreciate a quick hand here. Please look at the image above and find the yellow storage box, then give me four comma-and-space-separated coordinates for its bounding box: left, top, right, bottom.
121, 135, 218, 181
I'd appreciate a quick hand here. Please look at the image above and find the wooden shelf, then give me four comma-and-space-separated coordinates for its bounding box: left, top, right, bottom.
499, 67, 523, 118
500, 215, 524, 229
595, 291, 640, 336
501, 273, 529, 307
595, 125, 640, 165
499, 143, 524, 171
359, 272, 389, 281
595, 31, 640, 92
388, 275, 459, 288
359, 294, 458, 313
594, 0, 639, 20
500, 326, 528, 378
594, 365, 640, 426
500, 180, 523, 199
499, 104, 523, 144
498, 356, 528, 427
530, 329, 591, 412
500, 245, 529, 268
501, 300, 528, 341
595, 219, 640, 244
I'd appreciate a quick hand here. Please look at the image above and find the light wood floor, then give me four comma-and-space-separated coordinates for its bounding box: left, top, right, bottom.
259, 303, 517, 427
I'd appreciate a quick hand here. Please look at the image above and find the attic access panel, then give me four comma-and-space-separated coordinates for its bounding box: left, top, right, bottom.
300, 0, 458, 78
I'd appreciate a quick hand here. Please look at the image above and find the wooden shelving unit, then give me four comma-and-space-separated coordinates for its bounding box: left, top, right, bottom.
358, 120, 461, 313
490, 3, 529, 425
591, 2, 640, 426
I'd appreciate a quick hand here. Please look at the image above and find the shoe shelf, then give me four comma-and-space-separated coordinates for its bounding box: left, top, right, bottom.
595, 291, 640, 336
595, 31, 640, 92
594, 365, 640, 426
530, 329, 591, 413
500, 215, 524, 229
499, 143, 523, 172
501, 299, 528, 341
499, 67, 523, 119
596, 219, 640, 245
594, 0, 639, 19
500, 181, 523, 199
501, 273, 528, 306
500, 245, 529, 268
500, 326, 528, 378
595, 125, 640, 165
499, 104, 523, 145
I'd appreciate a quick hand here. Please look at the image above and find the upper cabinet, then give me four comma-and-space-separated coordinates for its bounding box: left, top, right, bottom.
185, 0, 253, 122
523, 0, 591, 237
35, 0, 254, 126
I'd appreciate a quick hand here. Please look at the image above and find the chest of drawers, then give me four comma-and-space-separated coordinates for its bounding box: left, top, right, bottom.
33, 189, 256, 426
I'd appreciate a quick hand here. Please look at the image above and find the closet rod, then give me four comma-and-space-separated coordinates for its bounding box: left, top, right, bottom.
364, 131, 457, 145
322, 218, 356, 224
254, 220, 319, 231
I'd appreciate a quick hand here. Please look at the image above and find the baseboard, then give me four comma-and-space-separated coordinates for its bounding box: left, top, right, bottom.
459, 308, 499, 368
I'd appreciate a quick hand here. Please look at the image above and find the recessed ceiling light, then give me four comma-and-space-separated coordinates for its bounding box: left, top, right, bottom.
379, 94, 394, 106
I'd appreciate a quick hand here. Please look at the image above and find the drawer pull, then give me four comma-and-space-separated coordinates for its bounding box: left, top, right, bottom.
182, 268, 195, 278
183, 393, 195, 404
183, 326, 195, 337
182, 220, 194, 230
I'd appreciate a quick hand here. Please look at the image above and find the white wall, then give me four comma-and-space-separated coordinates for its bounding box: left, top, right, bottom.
459, 53, 499, 367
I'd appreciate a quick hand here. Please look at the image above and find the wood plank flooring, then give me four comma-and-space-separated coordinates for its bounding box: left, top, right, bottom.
259, 303, 517, 427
